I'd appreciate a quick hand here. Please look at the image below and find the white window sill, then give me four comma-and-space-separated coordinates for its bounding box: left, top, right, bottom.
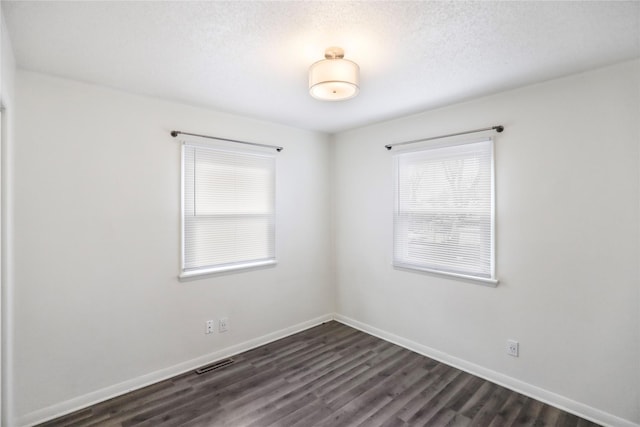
393, 262, 499, 287
179, 259, 277, 281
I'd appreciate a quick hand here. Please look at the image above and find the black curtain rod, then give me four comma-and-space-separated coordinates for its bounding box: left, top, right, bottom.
171, 130, 283, 152
385, 125, 504, 151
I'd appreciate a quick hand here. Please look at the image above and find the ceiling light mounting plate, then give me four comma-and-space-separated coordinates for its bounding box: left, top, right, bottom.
324, 47, 345, 60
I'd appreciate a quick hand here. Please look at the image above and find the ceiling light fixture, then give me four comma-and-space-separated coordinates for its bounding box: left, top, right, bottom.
309, 47, 359, 101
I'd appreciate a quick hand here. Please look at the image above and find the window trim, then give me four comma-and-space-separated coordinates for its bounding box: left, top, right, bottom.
393, 263, 498, 286
392, 137, 498, 286
179, 259, 277, 280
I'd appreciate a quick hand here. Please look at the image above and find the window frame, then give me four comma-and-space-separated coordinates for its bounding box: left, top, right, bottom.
392, 137, 498, 286
179, 141, 277, 280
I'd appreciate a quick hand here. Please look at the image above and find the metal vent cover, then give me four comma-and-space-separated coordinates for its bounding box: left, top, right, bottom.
195, 358, 234, 375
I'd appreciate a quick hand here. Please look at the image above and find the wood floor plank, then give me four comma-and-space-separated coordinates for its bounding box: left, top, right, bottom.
262, 327, 360, 371
294, 336, 381, 385
355, 366, 432, 427
266, 398, 331, 427
336, 393, 394, 427
314, 353, 426, 426
39, 321, 603, 427
448, 413, 473, 427
337, 360, 427, 427
537, 403, 562, 426
248, 392, 318, 427
284, 401, 334, 427
512, 398, 545, 427
378, 415, 410, 427
39, 408, 94, 427
459, 380, 498, 419
554, 411, 581, 427
423, 406, 458, 426
486, 390, 528, 427
577, 417, 602, 427
406, 371, 473, 425
445, 374, 485, 412
316, 345, 406, 399
468, 384, 511, 427
85, 384, 197, 427
322, 350, 420, 409
396, 365, 462, 422
221, 379, 318, 427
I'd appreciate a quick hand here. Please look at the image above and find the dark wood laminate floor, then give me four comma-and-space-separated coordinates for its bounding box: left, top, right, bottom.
40, 321, 601, 427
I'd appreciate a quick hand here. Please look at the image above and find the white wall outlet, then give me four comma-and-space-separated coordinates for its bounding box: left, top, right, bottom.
219, 317, 229, 333
205, 320, 214, 335
507, 339, 519, 357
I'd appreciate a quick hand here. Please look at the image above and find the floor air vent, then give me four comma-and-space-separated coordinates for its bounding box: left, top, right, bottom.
195, 358, 234, 375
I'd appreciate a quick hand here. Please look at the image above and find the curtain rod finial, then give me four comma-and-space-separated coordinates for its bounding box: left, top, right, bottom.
495, 126, 504, 133
171, 130, 179, 137
385, 145, 392, 150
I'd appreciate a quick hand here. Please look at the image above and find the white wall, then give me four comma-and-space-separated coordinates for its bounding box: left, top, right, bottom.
13, 71, 335, 424
333, 60, 640, 425
0, 6, 16, 425
9, 58, 640, 426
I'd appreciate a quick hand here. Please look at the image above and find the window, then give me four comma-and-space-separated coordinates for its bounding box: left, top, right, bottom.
393, 138, 496, 284
181, 142, 276, 278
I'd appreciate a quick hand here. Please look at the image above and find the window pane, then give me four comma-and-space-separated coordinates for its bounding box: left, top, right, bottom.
183, 144, 276, 273
394, 139, 494, 280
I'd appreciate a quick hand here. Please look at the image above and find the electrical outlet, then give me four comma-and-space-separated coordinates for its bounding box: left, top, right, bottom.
205, 320, 214, 335
219, 317, 229, 333
506, 340, 519, 357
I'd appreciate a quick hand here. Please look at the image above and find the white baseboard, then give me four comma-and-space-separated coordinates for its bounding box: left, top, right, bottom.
333, 314, 639, 427
16, 313, 639, 427
16, 313, 333, 427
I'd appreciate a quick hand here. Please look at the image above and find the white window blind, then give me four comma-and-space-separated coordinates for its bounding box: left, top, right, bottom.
181, 143, 276, 277
393, 138, 496, 283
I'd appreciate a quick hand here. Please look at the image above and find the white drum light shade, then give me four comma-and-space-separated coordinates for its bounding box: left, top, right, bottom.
309, 47, 359, 101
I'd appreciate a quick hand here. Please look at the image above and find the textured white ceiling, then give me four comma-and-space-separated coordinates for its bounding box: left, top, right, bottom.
3, 1, 639, 133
